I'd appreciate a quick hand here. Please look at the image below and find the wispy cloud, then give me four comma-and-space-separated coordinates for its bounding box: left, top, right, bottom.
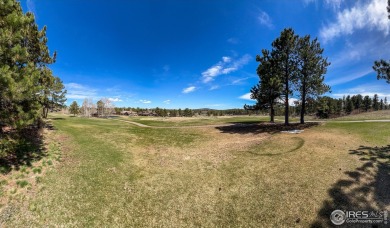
332, 84, 390, 99
239, 93, 254, 101
139, 99, 151, 104
258, 10, 274, 29
209, 85, 220, 91
163, 65, 170, 72
327, 69, 373, 86
205, 104, 224, 107
163, 99, 171, 104
230, 76, 256, 85
320, 0, 389, 42
303, 0, 343, 10
182, 86, 196, 94
27, 0, 37, 15
202, 54, 251, 83
108, 97, 122, 102
227, 37, 239, 44
65, 83, 98, 100
324, 0, 343, 10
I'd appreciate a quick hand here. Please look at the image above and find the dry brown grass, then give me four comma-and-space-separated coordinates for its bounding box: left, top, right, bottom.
1, 117, 389, 227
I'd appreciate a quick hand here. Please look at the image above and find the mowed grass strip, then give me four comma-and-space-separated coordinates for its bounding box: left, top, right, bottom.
3, 116, 389, 227
121, 115, 309, 127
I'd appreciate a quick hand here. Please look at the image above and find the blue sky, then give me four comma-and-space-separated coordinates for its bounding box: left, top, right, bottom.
20, 0, 390, 109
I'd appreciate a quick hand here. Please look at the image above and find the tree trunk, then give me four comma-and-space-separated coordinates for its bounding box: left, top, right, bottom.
285, 77, 289, 126
285, 56, 289, 126
270, 102, 275, 123
300, 78, 306, 124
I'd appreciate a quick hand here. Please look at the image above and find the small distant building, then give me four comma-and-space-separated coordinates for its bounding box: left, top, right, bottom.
120, 110, 137, 116
138, 110, 156, 116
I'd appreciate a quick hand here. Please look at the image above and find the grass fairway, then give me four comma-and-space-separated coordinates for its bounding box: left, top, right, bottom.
2, 116, 390, 227
330, 109, 390, 121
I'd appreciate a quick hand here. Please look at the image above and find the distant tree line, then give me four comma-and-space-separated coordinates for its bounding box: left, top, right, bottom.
0, 1, 66, 156
68, 98, 115, 117
311, 94, 388, 118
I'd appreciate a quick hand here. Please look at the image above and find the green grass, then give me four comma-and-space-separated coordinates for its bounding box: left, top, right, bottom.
2, 115, 389, 227
15, 180, 29, 188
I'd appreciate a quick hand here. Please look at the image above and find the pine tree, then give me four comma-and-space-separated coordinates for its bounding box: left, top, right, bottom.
271, 28, 299, 125
373, 94, 379, 111
363, 95, 372, 112
250, 49, 282, 122
296, 35, 330, 124
0, 0, 65, 129
380, 99, 384, 110
69, 101, 80, 116
345, 95, 353, 114
351, 94, 363, 112
373, 1, 390, 86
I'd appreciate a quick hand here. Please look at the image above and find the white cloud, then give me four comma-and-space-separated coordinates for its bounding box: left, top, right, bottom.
231, 76, 255, 85
205, 104, 224, 107
327, 69, 373, 86
275, 98, 300, 106
320, 0, 390, 42
203, 77, 214, 83
239, 93, 254, 101
163, 99, 171, 104
66, 83, 84, 90
65, 83, 98, 100
325, 0, 343, 10
139, 99, 151, 104
332, 84, 390, 100
201, 54, 251, 83
209, 85, 220, 90
289, 98, 299, 106
258, 10, 274, 29
222, 56, 231, 63
182, 86, 196, 94
108, 97, 122, 102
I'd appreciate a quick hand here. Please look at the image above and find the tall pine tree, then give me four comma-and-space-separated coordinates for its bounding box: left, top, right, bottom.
271, 28, 299, 125
296, 35, 330, 124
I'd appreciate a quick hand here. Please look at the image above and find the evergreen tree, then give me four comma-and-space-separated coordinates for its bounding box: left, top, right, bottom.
296, 35, 330, 124
183, 108, 192, 117
250, 49, 282, 122
351, 94, 363, 112
69, 101, 79, 116
380, 99, 384, 110
345, 95, 353, 114
373, 1, 390, 86
363, 95, 372, 111
0, 0, 65, 129
271, 28, 299, 125
373, 94, 379, 111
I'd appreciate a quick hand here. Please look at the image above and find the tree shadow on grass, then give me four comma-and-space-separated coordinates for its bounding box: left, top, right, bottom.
311, 145, 390, 228
0, 122, 55, 174
215, 122, 319, 135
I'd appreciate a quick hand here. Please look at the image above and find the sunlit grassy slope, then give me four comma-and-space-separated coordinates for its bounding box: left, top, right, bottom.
2, 115, 389, 227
